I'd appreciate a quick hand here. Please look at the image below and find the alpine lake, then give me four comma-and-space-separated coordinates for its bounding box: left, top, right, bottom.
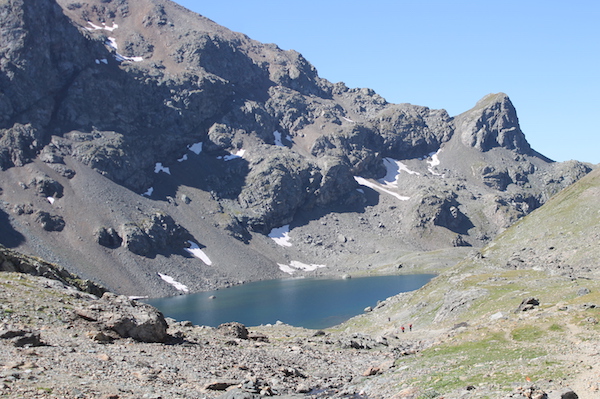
145, 274, 435, 330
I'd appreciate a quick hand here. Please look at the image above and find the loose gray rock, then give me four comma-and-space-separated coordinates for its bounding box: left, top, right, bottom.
0, 329, 44, 347
218, 322, 249, 339
515, 297, 540, 313
76, 292, 168, 343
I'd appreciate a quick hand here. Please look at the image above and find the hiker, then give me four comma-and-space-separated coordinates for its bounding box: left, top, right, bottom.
409, 323, 412, 332
401, 326, 405, 333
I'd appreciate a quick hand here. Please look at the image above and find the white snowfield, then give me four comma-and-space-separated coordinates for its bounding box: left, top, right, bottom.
268, 225, 292, 247
157, 273, 189, 293
142, 187, 154, 197
426, 149, 444, 176
380, 158, 420, 187
354, 152, 445, 201
188, 142, 203, 155
354, 176, 410, 201
154, 162, 171, 175
273, 131, 285, 147
278, 261, 326, 275
353, 157, 413, 201
184, 241, 213, 266
87, 22, 143, 63
86, 21, 119, 32
273, 131, 293, 147
219, 149, 246, 161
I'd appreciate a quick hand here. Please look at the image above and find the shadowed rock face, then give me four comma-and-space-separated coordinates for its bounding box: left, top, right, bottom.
0, 0, 594, 296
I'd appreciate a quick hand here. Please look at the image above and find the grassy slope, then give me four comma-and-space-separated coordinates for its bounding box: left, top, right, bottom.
337, 169, 600, 398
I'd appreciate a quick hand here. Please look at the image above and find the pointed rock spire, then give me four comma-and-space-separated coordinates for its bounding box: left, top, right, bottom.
454, 93, 531, 154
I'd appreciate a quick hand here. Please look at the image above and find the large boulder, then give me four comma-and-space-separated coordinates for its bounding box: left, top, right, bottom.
121, 211, 192, 256
77, 292, 168, 343
34, 211, 65, 232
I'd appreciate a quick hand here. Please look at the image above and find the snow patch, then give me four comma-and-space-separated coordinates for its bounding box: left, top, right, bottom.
219, 149, 246, 161
157, 273, 189, 293
278, 261, 327, 275
184, 241, 212, 265
105, 37, 143, 62
278, 264, 296, 274
342, 116, 355, 123
268, 225, 292, 247
114, 54, 143, 63
86, 21, 119, 32
177, 154, 188, 162
188, 142, 203, 155
47, 197, 55, 204
273, 131, 285, 147
379, 158, 419, 188
154, 162, 171, 175
354, 177, 410, 201
426, 149, 444, 176
106, 37, 118, 50
142, 187, 154, 197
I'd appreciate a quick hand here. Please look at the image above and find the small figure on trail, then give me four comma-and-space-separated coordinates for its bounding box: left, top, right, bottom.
401, 326, 405, 333
409, 323, 413, 332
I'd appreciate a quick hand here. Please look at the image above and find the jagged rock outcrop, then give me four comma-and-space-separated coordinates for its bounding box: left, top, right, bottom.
95, 226, 122, 248
234, 150, 321, 233
34, 210, 65, 231
121, 211, 192, 256
28, 175, 64, 198
374, 104, 454, 159
0, 245, 106, 296
455, 93, 532, 154
75, 292, 168, 343
416, 191, 473, 235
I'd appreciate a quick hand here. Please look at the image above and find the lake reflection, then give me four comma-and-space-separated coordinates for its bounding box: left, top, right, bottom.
145, 274, 434, 329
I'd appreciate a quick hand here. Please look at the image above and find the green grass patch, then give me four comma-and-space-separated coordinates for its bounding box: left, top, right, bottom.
511, 326, 545, 342
548, 323, 564, 332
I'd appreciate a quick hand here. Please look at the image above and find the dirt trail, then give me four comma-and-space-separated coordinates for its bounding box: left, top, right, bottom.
560, 322, 600, 398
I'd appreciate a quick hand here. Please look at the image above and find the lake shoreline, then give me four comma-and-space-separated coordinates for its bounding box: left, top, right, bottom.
145, 274, 436, 329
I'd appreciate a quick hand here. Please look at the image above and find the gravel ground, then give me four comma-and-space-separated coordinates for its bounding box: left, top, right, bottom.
0, 272, 432, 399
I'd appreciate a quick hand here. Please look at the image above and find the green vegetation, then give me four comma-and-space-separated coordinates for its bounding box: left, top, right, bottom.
511, 326, 545, 342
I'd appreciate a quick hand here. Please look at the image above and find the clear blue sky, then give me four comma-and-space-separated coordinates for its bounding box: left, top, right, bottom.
176, 0, 599, 164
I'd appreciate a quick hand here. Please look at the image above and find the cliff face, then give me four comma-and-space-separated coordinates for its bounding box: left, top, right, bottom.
0, 0, 593, 296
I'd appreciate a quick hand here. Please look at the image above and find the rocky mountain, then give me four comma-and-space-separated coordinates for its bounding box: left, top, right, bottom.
0, 0, 594, 297
1, 150, 598, 398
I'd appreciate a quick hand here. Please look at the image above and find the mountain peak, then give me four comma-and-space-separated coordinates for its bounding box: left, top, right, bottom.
455, 92, 532, 154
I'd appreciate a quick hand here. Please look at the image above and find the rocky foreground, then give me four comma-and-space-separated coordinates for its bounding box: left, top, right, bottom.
0, 270, 431, 399
0, 265, 592, 399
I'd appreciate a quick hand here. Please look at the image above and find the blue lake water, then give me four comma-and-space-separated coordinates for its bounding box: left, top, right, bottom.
145, 274, 434, 329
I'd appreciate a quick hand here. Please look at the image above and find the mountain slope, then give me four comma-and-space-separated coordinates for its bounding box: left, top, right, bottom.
339, 168, 600, 397
0, 155, 597, 399
0, 0, 594, 296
